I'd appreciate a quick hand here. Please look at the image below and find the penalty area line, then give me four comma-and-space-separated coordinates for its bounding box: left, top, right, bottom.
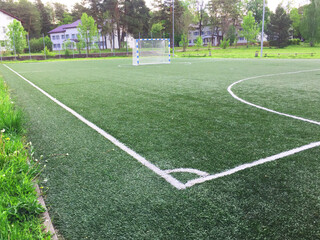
3, 64, 186, 190
185, 141, 320, 187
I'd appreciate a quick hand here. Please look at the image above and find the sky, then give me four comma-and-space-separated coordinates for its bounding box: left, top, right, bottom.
41, 0, 310, 12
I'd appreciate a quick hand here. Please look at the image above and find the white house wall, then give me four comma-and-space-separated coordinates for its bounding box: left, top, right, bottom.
0, 11, 20, 51
50, 28, 133, 51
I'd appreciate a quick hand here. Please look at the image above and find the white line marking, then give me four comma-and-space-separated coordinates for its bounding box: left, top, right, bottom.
3, 64, 320, 190
164, 168, 209, 177
3, 64, 186, 190
227, 69, 320, 126
185, 141, 320, 187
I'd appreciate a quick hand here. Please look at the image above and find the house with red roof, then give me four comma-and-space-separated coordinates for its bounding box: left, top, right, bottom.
0, 9, 22, 51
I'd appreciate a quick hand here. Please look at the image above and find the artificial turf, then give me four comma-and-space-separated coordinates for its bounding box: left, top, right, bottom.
0, 58, 319, 239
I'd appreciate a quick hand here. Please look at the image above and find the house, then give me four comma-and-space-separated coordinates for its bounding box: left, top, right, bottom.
48, 19, 133, 51
0, 9, 22, 51
188, 25, 248, 47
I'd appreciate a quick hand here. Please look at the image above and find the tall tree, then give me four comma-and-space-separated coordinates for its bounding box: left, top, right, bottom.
77, 13, 98, 54
240, 11, 260, 47
290, 7, 302, 38
300, 0, 320, 46
0, 0, 41, 38
266, 5, 292, 48
71, 1, 91, 21
151, 0, 188, 46
244, 0, 271, 26
36, 0, 52, 35
6, 20, 27, 57
53, 2, 68, 24
208, 0, 242, 40
122, 0, 150, 39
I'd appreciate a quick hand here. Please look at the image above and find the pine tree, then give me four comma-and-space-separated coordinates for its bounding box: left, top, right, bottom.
36, 0, 52, 35
266, 5, 292, 48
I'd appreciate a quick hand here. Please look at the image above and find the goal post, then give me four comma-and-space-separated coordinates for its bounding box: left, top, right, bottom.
132, 38, 171, 66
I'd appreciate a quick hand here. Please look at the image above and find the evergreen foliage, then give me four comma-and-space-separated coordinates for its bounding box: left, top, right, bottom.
266, 6, 292, 48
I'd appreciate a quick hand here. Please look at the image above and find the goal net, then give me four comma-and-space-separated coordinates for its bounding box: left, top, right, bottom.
132, 38, 171, 66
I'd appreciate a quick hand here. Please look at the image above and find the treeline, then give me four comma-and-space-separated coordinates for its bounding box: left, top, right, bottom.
1, 0, 319, 48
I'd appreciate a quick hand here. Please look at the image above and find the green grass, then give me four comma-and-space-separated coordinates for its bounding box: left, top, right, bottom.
0, 78, 51, 239
0, 58, 319, 239
176, 44, 320, 59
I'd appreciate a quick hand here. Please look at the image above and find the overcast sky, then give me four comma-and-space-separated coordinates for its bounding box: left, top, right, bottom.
41, 0, 310, 12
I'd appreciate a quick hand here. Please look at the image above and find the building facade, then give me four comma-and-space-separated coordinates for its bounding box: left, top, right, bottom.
188, 25, 248, 46
49, 20, 133, 51
0, 9, 22, 51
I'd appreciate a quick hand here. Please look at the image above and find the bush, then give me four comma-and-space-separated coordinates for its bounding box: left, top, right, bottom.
41, 46, 55, 58
220, 39, 230, 49
289, 38, 301, 45
179, 34, 188, 52
28, 36, 52, 53
195, 36, 203, 51
263, 41, 270, 47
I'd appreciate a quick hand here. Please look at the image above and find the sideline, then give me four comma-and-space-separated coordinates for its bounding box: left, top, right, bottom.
3, 64, 320, 190
3, 64, 186, 190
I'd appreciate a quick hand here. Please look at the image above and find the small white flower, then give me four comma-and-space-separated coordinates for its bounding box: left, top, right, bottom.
1, 129, 5, 133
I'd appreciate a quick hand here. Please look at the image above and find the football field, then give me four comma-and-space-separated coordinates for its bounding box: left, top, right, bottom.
0, 58, 319, 239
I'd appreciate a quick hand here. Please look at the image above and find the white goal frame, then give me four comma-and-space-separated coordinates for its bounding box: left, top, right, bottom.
132, 38, 171, 66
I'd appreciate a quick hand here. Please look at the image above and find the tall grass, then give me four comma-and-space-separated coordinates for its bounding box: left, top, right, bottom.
0, 78, 51, 239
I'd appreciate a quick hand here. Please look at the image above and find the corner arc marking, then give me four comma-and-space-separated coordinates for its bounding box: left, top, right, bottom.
3, 64, 186, 190
164, 168, 209, 177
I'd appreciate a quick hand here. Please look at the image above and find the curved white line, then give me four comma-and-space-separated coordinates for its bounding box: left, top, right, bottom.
164, 168, 209, 177
227, 69, 320, 126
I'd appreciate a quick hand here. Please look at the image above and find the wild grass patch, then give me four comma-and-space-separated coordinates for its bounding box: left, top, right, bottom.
0, 78, 51, 239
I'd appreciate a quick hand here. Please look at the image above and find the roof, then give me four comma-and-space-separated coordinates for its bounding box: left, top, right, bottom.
48, 19, 81, 34
0, 9, 22, 22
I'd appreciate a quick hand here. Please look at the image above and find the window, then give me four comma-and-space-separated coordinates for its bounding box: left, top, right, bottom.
193, 31, 199, 36
193, 39, 197, 43
57, 44, 61, 49
238, 37, 245, 41
53, 44, 57, 48
189, 40, 191, 43
72, 34, 75, 39
2, 27, 6, 34
56, 35, 60, 40
52, 35, 55, 40
66, 34, 69, 39
206, 31, 212, 35
201, 31, 204, 35
61, 35, 65, 39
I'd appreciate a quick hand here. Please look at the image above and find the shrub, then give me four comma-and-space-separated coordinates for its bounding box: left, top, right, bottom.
289, 38, 301, 45
207, 42, 212, 50
220, 39, 230, 49
41, 46, 55, 58
195, 36, 203, 51
263, 41, 270, 47
28, 36, 52, 53
179, 34, 188, 52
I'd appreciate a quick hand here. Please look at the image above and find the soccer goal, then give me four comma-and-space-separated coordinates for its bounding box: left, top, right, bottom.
132, 38, 171, 66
